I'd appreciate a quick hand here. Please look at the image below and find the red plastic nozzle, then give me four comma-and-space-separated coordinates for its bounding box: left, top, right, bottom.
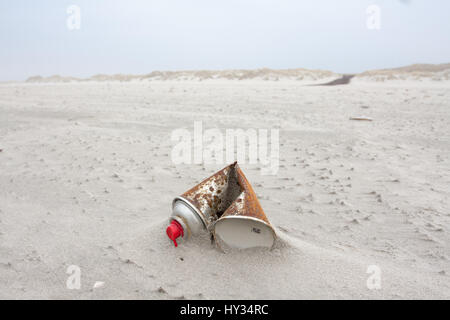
166, 220, 184, 247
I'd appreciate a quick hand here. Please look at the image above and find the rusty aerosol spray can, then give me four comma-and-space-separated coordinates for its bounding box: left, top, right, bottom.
166, 162, 238, 247
166, 162, 276, 249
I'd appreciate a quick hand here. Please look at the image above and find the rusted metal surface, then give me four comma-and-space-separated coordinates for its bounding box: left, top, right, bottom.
219, 163, 273, 228
179, 162, 275, 241
180, 162, 241, 228
213, 163, 276, 250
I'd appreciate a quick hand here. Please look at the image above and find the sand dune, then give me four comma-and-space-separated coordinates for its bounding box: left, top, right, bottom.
355, 63, 450, 82
24, 68, 338, 83
23, 63, 450, 84
25, 68, 338, 83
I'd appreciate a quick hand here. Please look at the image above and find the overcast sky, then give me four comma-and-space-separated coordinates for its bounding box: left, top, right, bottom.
0, 0, 449, 81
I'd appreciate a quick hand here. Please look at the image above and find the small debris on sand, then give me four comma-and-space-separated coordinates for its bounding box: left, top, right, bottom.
157, 287, 167, 294
349, 117, 373, 121
92, 281, 105, 289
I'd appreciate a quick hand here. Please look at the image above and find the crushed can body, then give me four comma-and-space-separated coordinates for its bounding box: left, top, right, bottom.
166, 162, 276, 250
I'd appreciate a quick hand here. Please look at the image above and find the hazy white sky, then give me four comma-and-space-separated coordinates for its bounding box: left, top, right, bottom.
0, 0, 449, 80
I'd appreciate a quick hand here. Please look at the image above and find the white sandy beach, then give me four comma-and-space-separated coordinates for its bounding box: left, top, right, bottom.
0, 71, 449, 299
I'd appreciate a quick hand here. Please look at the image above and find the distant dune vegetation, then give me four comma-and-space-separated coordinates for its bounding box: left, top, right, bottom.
25, 63, 450, 83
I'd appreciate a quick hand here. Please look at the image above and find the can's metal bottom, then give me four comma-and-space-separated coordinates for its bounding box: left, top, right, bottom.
213, 216, 276, 251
